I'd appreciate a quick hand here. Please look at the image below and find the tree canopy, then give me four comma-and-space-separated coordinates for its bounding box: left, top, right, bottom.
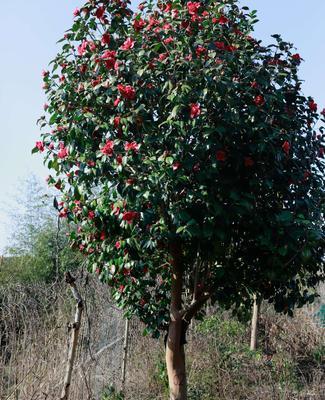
35, 0, 324, 336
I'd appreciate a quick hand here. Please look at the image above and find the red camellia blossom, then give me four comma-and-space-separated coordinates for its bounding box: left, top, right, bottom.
73, 8, 80, 17
254, 95, 265, 107
133, 17, 146, 31
120, 37, 135, 50
164, 37, 174, 45
216, 15, 229, 24
117, 84, 136, 100
114, 97, 121, 107
122, 211, 139, 224
216, 150, 226, 161
101, 33, 111, 46
88, 211, 95, 220
101, 140, 115, 156
244, 157, 254, 167
58, 144, 68, 159
101, 50, 117, 69
292, 53, 301, 61
95, 6, 105, 19
308, 99, 317, 112
190, 103, 201, 119
78, 40, 88, 56
172, 162, 182, 171
282, 141, 291, 155
100, 231, 106, 241
187, 1, 201, 15
215, 41, 226, 50
36, 141, 45, 152
115, 241, 121, 249
195, 45, 206, 57
124, 141, 139, 152
114, 116, 121, 128
116, 154, 123, 164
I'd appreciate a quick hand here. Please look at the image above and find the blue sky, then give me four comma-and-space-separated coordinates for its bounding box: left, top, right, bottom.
0, 0, 324, 253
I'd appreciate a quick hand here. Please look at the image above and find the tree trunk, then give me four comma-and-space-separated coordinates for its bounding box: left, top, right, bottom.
166, 320, 187, 400
250, 295, 261, 351
166, 242, 187, 400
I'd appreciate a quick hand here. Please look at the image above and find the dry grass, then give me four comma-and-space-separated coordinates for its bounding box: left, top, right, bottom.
0, 278, 324, 400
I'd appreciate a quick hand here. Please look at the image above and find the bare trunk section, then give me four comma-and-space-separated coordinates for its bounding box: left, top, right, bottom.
165, 242, 187, 400
60, 272, 83, 400
166, 320, 187, 400
250, 295, 261, 351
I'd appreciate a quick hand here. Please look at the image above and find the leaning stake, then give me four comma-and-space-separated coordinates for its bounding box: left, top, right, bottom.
60, 272, 84, 400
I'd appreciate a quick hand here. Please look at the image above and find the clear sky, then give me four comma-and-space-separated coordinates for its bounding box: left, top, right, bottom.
0, 0, 324, 253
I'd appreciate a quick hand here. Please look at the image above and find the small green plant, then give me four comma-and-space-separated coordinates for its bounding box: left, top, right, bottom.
101, 385, 124, 400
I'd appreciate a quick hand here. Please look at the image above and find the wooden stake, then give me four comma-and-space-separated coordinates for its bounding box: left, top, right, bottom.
250, 295, 261, 351
121, 318, 130, 389
60, 272, 83, 400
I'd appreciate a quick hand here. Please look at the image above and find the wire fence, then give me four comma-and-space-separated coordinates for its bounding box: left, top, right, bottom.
0, 274, 152, 400
0, 276, 324, 400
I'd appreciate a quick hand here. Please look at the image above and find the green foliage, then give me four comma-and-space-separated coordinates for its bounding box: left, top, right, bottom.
101, 385, 125, 400
35, 0, 324, 334
1, 176, 81, 285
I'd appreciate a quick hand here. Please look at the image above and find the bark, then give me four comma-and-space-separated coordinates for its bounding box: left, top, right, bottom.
166, 320, 187, 400
60, 272, 83, 400
165, 242, 187, 400
250, 295, 261, 351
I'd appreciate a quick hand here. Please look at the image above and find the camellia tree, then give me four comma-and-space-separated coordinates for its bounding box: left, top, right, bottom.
34, 0, 325, 398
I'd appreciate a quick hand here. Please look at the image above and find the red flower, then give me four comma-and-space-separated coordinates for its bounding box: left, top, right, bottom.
100, 231, 106, 241
124, 141, 139, 152
292, 53, 301, 61
73, 8, 80, 17
215, 41, 226, 50
36, 141, 45, 152
58, 144, 68, 159
117, 84, 136, 100
190, 103, 201, 119
216, 150, 226, 161
187, 2, 201, 15
172, 162, 182, 171
164, 3, 172, 12
133, 17, 146, 31
101, 33, 111, 46
164, 37, 174, 45
118, 285, 125, 293
101, 140, 115, 156
216, 15, 229, 24
282, 141, 291, 155
114, 97, 121, 107
254, 95, 265, 107
95, 6, 105, 20
244, 157, 254, 167
120, 37, 135, 50
122, 211, 139, 224
158, 53, 168, 61
308, 99, 317, 112
195, 45, 206, 57
116, 154, 123, 164
114, 116, 121, 128
115, 241, 121, 249
78, 40, 88, 56
88, 211, 95, 220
